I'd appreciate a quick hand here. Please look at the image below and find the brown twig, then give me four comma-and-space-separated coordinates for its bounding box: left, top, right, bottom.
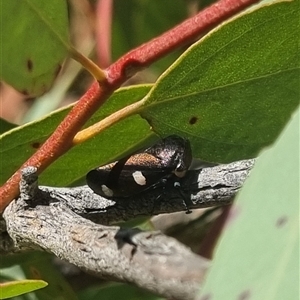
0, 0, 260, 212
1, 159, 254, 298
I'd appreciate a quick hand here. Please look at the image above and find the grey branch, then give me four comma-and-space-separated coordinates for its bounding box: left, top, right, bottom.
1, 159, 254, 300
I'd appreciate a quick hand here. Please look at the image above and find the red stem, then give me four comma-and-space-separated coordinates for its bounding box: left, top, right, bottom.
0, 0, 260, 212
107, 0, 259, 84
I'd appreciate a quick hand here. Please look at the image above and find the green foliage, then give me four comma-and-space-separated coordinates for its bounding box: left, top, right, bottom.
0, 252, 76, 300
0, 85, 153, 186
1, 0, 299, 187
0, 0, 299, 299
198, 107, 299, 299
112, 0, 200, 72
142, 0, 300, 162
0, 280, 47, 299
0, 119, 16, 134
0, 0, 69, 96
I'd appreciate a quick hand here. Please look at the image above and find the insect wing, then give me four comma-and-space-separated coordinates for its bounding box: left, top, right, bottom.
108, 167, 170, 197
86, 135, 193, 198
108, 151, 176, 196
86, 159, 171, 198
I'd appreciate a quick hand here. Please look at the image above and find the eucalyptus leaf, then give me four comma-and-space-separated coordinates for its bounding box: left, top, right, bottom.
0, 85, 153, 186
112, 0, 192, 74
0, 252, 76, 300
0, 0, 69, 96
0, 118, 16, 134
0, 280, 47, 299
141, 0, 300, 162
198, 107, 299, 299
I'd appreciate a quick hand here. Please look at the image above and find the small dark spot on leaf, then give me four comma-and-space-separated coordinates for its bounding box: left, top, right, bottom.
199, 293, 212, 300
27, 59, 33, 71
31, 142, 41, 149
238, 289, 251, 300
276, 215, 288, 228
189, 116, 198, 125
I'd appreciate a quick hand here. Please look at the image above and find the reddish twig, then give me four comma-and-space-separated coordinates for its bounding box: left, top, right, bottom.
0, 0, 260, 212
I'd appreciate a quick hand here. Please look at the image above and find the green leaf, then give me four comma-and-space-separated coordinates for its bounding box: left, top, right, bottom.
141, 0, 300, 163
112, 0, 193, 74
0, 280, 47, 299
0, 85, 153, 186
0, 0, 69, 96
198, 106, 299, 299
0, 118, 17, 134
0, 252, 77, 300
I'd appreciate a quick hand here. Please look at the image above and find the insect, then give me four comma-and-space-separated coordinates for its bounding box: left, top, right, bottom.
86, 135, 193, 211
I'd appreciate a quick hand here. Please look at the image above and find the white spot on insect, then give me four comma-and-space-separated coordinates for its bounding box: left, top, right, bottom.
174, 181, 181, 188
132, 171, 147, 186
101, 184, 114, 197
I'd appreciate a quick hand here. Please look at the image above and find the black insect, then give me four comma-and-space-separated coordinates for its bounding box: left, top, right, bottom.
86, 135, 193, 211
